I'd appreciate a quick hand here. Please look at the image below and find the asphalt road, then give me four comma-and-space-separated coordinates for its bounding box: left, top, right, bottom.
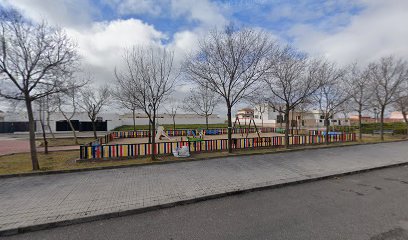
5, 165, 408, 240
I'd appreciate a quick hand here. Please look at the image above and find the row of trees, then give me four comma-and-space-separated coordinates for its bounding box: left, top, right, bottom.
1, 9, 408, 170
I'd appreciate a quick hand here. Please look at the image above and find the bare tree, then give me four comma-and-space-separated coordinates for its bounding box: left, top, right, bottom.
313, 61, 348, 144
394, 95, 408, 134
263, 46, 322, 148
296, 98, 312, 130
245, 89, 268, 128
0, 10, 78, 170
183, 84, 219, 129
36, 98, 49, 153
115, 46, 178, 160
184, 27, 275, 153
44, 93, 58, 139
165, 98, 180, 130
368, 56, 408, 140
113, 76, 139, 131
56, 79, 86, 144
393, 75, 408, 135
344, 63, 372, 140
79, 85, 111, 139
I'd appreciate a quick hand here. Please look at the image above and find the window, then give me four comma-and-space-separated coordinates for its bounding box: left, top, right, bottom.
320, 115, 325, 120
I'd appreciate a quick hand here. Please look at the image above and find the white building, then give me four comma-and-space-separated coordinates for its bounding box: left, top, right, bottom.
252, 104, 282, 126
252, 104, 349, 128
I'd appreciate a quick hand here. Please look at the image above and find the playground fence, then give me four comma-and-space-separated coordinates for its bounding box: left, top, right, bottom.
79, 133, 356, 160
109, 127, 308, 139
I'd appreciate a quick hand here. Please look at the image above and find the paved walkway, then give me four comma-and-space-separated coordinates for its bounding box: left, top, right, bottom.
0, 137, 30, 156
0, 141, 407, 234
0, 137, 78, 156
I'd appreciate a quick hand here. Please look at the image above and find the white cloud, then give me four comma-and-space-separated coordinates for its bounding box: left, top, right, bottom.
289, 0, 408, 65
67, 19, 165, 67
102, 0, 166, 16
171, 0, 227, 27
169, 30, 200, 65
103, 0, 227, 28
0, 0, 95, 28
64, 19, 166, 85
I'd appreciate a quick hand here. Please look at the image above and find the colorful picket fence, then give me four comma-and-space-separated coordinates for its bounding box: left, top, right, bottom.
79, 133, 356, 160
87, 132, 115, 146
309, 130, 345, 136
110, 127, 307, 139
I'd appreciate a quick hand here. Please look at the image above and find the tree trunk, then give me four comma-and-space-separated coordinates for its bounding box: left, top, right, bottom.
46, 113, 55, 139
148, 118, 151, 144
67, 120, 78, 144
39, 110, 48, 154
61, 110, 78, 144
325, 118, 330, 145
402, 110, 408, 135
91, 119, 97, 139
25, 98, 40, 171
284, 108, 290, 148
380, 107, 385, 141
205, 115, 209, 129
358, 109, 363, 141
132, 108, 136, 131
151, 112, 156, 161
173, 115, 176, 131
227, 106, 233, 153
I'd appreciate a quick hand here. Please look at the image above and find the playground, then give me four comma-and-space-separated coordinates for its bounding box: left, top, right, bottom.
110, 129, 285, 144
110, 116, 287, 145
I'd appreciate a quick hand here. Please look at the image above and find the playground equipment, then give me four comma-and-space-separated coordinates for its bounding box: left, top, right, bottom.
186, 129, 204, 142
155, 126, 177, 142
233, 114, 261, 138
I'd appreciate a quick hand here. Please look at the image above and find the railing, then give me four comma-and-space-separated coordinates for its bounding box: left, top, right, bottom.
79, 133, 356, 160
110, 127, 308, 139
309, 130, 346, 135
86, 132, 115, 146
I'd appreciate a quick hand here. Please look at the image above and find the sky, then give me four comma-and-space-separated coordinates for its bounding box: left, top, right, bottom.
1, 0, 408, 115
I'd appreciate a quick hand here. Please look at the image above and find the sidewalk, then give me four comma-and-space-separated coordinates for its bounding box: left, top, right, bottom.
0, 137, 78, 156
1, 141, 407, 235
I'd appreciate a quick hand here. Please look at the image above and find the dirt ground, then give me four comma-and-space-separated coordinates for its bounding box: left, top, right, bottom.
110, 132, 285, 144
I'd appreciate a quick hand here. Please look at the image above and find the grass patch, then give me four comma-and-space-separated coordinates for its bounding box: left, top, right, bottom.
358, 134, 407, 143
0, 150, 151, 175
36, 137, 96, 147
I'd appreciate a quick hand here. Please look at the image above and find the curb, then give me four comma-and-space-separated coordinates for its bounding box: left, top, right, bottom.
1, 139, 407, 179
1, 160, 407, 236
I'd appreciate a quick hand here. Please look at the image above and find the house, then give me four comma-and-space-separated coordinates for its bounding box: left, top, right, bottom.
389, 111, 408, 122
250, 104, 350, 128
252, 104, 283, 127
235, 108, 255, 125
349, 115, 376, 124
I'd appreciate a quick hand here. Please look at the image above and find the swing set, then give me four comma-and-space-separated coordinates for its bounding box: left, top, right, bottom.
233, 115, 261, 138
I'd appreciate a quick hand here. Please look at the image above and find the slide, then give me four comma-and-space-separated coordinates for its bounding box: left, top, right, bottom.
155, 126, 177, 142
